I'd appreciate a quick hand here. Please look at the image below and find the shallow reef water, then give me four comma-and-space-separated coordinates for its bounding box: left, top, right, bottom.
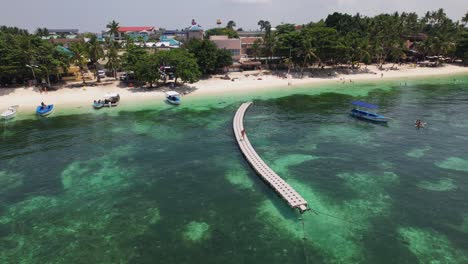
1, 75, 468, 263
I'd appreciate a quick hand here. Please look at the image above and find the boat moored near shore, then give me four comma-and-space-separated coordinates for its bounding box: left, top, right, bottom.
350, 101, 390, 123
36, 103, 54, 117
165, 91, 181, 105
93, 93, 120, 109
1, 105, 19, 120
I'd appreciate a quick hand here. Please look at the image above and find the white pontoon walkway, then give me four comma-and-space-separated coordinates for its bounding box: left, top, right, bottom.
233, 102, 309, 213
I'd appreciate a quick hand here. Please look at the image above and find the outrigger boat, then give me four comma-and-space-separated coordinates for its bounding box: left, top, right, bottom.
36, 104, 54, 117
165, 91, 181, 105
93, 93, 120, 109
350, 101, 390, 123
1, 105, 19, 120
93, 101, 104, 109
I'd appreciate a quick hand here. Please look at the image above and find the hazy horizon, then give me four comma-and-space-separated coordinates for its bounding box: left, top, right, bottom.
0, 0, 466, 33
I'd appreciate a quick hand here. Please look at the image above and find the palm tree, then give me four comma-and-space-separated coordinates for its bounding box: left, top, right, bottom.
258, 20, 265, 31
105, 38, 120, 80
35, 28, 43, 37
260, 21, 273, 63
251, 39, 262, 60
87, 35, 105, 82
42, 28, 49, 37
263, 21, 272, 37
106, 20, 120, 40
227, 20, 236, 30
300, 40, 319, 78
462, 12, 468, 26
283, 57, 293, 75
69, 41, 89, 85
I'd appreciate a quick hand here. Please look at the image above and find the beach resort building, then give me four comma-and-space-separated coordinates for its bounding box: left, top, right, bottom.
210, 35, 241, 61
240, 37, 263, 58
162, 30, 188, 40
48, 29, 79, 39
155, 36, 181, 50
116, 26, 157, 41
49, 38, 82, 48
160, 20, 204, 42
237, 31, 264, 37
186, 24, 204, 41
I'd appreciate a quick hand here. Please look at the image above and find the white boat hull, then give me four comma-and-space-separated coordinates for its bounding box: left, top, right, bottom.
1, 112, 16, 120
1, 106, 18, 120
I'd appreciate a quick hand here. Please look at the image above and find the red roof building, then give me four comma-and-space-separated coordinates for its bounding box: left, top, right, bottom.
118, 27, 155, 33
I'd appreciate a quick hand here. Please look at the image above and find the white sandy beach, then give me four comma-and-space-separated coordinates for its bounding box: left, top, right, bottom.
1, 64, 467, 112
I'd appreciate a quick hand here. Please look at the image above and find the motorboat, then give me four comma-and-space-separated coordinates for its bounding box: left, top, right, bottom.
36, 104, 54, 116
350, 101, 390, 123
93, 101, 104, 109
165, 91, 181, 105
1, 105, 19, 120
95, 93, 120, 108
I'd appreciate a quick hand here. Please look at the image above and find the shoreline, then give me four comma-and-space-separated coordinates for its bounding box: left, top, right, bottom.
1, 64, 467, 118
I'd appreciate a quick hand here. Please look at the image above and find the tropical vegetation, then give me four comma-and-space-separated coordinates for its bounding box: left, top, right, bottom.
0, 9, 467, 86
257, 9, 468, 71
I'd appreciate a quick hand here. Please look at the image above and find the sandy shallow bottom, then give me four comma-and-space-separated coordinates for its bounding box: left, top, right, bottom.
0, 74, 468, 263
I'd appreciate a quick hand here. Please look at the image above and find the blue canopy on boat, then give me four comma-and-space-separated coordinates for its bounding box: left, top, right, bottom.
351, 101, 379, 109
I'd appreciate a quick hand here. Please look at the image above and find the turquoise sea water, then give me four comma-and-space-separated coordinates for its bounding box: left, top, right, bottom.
1, 75, 468, 263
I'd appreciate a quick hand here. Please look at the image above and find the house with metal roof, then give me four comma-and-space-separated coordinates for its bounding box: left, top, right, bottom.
186, 24, 204, 41
115, 26, 156, 41
157, 36, 181, 48
49, 29, 79, 35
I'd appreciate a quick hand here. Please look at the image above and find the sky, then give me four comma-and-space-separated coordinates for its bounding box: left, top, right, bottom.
0, 0, 466, 33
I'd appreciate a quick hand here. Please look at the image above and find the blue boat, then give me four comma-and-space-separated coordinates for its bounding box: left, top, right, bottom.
350, 101, 389, 123
36, 104, 54, 117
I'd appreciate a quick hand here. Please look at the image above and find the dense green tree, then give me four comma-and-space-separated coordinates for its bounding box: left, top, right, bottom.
274, 25, 302, 62
0, 26, 29, 35
35, 28, 50, 37
185, 39, 232, 74
158, 49, 201, 84
35, 42, 69, 85
0, 28, 69, 85
121, 43, 147, 72
0, 32, 34, 84
226, 21, 236, 30
205, 28, 239, 39
1, 10, 466, 87
216, 48, 233, 70
325, 12, 357, 35
456, 31, 468, 65
134, 53, 160, 87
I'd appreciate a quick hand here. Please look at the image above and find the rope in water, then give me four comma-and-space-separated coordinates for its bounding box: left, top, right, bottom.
309, 208, 364, 227
300, 215, 309, 264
